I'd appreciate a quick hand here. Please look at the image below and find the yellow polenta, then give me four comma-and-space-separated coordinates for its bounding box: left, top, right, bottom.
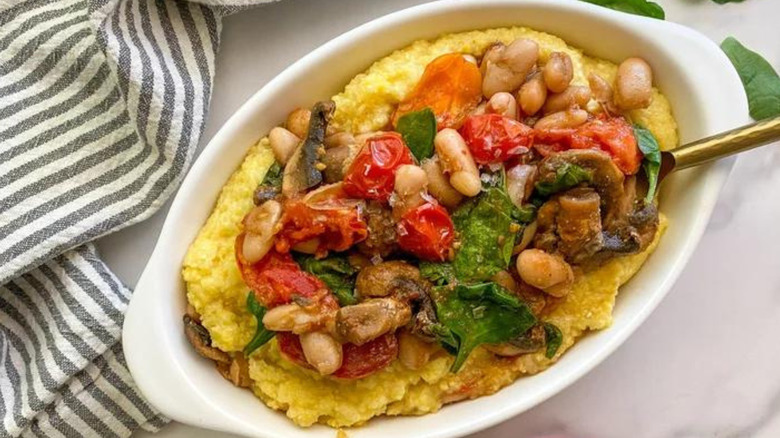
182, 27, 677, 428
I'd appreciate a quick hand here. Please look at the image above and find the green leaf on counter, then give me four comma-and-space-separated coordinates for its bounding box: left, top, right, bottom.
396, 108, 437, 161
295, 254, 358, 306
244, 293, 275, 355
543, 322, 563, 359
452, 187, 517, 283
634, 125, 662, 203
433, 282, 537, 372
721, 37, 780, 120
419, 261, 456, 286
580, 0, 665, 19
534, 163, 593, 197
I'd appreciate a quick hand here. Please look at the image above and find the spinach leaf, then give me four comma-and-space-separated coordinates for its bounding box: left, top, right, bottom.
512, 204, 536, 224
419, 261, 456, 286
634, 125, 662, 203
452, 187, 517, 282
580, 0, 665, 19
534, 163, 593, 197
433, 282, 537, 372
244, 292, 275, 355
254, 161, 283, 204
543, 322, 563, 359
295, 254, 358, 306
721, 37, 780, 120
396, 108, 437, 161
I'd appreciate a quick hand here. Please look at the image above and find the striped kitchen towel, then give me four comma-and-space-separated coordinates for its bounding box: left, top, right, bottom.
0, 0, 272, 436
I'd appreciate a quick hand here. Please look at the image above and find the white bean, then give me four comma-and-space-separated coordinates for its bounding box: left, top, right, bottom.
300, 332, 343, 375
506, 164, 537, 207
588, 73, 614, 106
516, 249, 574, 297
518, 73, 547, 116
543, 85, 592, 114
393, 164, 429, 218
434, 129, 481, 197
491, 270, 518, 293
543, 52, 574, 93
486, 92, 518, 119
242, 200, 282, 263
286, 108, 311, 139
262, 303, 328, 334
615, 57, 653, 110
421, 157, 464, 208
269, 127, 300, 165
534, 108, 589, 130
482, 39, 539, 98
324, 132, 355, 149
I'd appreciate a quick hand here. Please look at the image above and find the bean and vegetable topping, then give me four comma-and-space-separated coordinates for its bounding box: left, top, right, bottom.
185, 38, 664, 380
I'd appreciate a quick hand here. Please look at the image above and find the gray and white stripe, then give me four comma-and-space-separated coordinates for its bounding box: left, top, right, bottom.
0, 0, 272, 436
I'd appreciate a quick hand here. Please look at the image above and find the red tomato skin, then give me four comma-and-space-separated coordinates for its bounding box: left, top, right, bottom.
459, 114, 534, 164
393, 53, 483, 130
533, 117, 642, 175
343, 133, 414, 201
397, 203, 455, 262
276, 332, 399, 380
235, 235, 336, 309
274, 200, 368, 257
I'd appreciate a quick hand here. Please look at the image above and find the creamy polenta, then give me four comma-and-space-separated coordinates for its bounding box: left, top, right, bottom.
182, 26, 676, 428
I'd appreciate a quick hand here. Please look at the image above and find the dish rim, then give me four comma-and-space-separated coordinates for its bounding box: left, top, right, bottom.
122, 1, 749, 437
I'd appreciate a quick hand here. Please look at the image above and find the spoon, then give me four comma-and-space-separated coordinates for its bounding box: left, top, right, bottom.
659, 115, 780, 182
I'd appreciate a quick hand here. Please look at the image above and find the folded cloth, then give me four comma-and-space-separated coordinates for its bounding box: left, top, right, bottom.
0, 0, 271, 436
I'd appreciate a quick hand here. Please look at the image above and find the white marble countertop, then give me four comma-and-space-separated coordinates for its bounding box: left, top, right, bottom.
100, 0, 780, 437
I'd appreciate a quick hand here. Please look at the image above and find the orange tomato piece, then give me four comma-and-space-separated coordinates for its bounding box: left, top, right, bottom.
393, 53, 482, 130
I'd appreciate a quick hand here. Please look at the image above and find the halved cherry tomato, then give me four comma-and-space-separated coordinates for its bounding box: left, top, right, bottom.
235, 237, 335, 308
277, 332, 398, 380
459, 114, 534, 164
533, 116, 642, 175
393, 53, 482, 130
397, 202, 455, 262
343, 132, 413, 201
274, 199, 368, 257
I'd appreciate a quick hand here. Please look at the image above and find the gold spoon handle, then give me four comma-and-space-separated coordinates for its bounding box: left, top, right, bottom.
667, 115, 780, 172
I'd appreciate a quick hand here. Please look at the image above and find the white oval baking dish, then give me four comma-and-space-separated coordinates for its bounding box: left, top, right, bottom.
122, 1, 749, 437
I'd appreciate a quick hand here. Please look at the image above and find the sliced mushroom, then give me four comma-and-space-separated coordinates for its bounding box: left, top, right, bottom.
553, 188, 604, 264
354, 261, 421, 298
183, 315, 230, 363
486, 324, 547, 357
282, 101, 334, 198
216, 355, 252, 388
537, 149, 625, 218
335, 298, 411, 345
534, 152, 660, 266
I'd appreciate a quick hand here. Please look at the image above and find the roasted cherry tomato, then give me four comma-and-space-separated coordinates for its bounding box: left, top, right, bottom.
393, 53, 482, 130
235, 239, 335, 308
343, 133, 413, 201
534, 116, 642, 175
277, 332, 399, 380
459, 114, 534, 164
274, 199, 368, 257
397, 202, 455, 262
